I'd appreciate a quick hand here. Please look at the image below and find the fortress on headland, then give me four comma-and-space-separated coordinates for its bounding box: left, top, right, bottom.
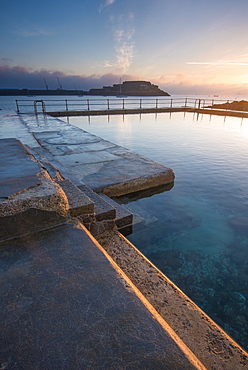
89, 80, 170, 96
0, 81, 170, 96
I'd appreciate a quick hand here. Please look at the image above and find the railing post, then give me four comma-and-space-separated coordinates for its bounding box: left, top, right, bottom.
123, 99, 125, 109
65, 99, 68, 111
185, 98, 187, 107
107, 99, 110, 110
170, 99, 173, 108
34, 101, 37, 115
156, 99, 158, 109
87, 99, 90, 110
42, 100, 46, 114
15, 100, 20, 113
198, 99, 201, 109
140, 99, 142, 109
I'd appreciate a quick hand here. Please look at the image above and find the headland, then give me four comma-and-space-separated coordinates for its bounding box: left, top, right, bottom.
0, 80, 170, 97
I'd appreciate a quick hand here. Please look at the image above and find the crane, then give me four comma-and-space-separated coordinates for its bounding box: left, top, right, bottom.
43, 77, 49, 90
57, 77, 63, 90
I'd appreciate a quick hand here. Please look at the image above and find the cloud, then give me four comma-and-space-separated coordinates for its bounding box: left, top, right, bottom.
187, 61, 248, 66
115, 42, 134, 71
105, 0, 116, 5
101, 13, 135, 73
0, 63, 138, 90
99, 0, 116, 12
1, 63, 247, 96
150, 73, 248, 95
99, 0, 135, 73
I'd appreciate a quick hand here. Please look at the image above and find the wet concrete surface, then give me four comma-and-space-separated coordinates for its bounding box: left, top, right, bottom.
0, 138, 41, 198
0, 111, 38, 148
0, 222, 203, 369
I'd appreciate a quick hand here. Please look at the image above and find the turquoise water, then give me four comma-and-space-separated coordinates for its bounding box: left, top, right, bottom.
67, 111, 248, 350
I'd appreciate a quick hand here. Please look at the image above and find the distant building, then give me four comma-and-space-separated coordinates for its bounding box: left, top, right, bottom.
89, 81, 170, 96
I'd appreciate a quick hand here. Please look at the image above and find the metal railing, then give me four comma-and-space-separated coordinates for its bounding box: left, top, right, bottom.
15, 97, 236, 115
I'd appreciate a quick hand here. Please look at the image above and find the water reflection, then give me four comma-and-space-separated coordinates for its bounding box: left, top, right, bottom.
113, 183, 174, 204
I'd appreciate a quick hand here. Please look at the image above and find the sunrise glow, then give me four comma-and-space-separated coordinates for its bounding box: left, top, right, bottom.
1, 0, 248, 94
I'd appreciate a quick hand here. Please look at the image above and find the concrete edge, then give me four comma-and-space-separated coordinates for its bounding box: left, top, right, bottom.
188, 108, 248, 118
48, 107, 248, 119
72, 220, 207, 370
48, 107, 188, 117
100, 171, 175, 197
96, 229, 248, 370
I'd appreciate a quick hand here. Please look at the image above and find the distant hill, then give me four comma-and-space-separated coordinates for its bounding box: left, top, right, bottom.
209, 100, 248, 112
0, 81, 170, 97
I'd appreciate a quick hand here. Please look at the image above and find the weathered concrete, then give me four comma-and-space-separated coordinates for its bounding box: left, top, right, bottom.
0, 135, 132, 241
57, 179, 94, 216
98, 193, 133, 230
78, 184, 116, 221
97, 230, 248, 370
0, 138, 69, 241
0, 221, 205, 370
19, 114, 175, 196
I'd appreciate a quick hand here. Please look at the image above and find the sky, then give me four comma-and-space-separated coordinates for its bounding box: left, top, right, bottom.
1, 0, 248, 95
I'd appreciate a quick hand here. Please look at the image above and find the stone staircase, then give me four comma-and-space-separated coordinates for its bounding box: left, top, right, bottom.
30, 147, 134, 237
0, 139, 133, 243
57, 179, 133, 237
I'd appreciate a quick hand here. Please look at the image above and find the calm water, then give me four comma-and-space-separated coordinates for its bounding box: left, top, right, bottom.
1, 95, 248, 350
65, 111, 248, 351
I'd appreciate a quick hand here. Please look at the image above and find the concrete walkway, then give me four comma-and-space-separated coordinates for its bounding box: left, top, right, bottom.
0, 111, 174, 198
18, 113, 175, 196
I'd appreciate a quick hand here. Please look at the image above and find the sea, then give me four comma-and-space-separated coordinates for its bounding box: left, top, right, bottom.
1, 94, 248, 351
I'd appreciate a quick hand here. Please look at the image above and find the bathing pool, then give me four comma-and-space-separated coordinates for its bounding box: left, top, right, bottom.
65, 111, 248, 351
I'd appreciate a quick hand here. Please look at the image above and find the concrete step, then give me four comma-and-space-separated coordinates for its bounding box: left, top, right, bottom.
98, 193, 133, 230
28, 145, 132, 234
57, 179, 94, 217
78, 185, 116, 222
28, 148, 116, 223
